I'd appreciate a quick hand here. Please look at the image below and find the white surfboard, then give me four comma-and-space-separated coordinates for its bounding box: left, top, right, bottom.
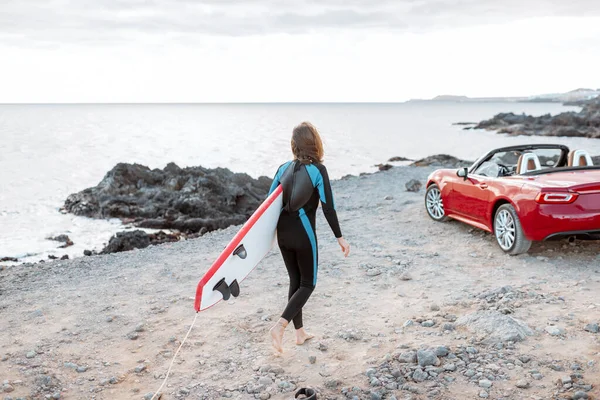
194, 186, 283, 312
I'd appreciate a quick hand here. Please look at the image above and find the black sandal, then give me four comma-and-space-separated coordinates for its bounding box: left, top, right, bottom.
295, 388, 317, 400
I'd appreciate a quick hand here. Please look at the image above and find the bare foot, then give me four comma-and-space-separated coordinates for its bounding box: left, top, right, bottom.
269, 319, 287, 353
295, 328, 315, 345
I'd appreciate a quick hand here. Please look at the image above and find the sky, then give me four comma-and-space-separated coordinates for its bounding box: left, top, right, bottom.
1, 0, 599, 102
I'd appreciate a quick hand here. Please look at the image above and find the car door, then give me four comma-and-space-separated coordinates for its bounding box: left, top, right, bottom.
451, 173, 491, 223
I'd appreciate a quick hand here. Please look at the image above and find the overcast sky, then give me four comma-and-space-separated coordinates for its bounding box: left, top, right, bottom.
1, 0, 599, 102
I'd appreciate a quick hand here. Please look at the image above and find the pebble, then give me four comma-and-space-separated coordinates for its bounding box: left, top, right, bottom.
317, 342, 328, 352
412, 368, 428, 382
277, 381, 292, 389
134, 364, 146, 373
443, 363, 456, 372
3, 384, 15, 393
179, 388, 190, 395
435, 346, 449, 357
258, 377, 272, 385
403, 320, 414, 328
143, 393, 154, 400
421, 320, 435, 328
324, 379, 341, 389
26, 351, 36, 359
441, 323, 455, 331
518, 355, 531, 364
430, 304, 440, 311
515, 380, 530, 389
76, 366, 88, 373
1, 355, 8, 362
398, 351, 417, 363
584, 323, 599, 333
545, 326, 565, 336
127, 332, 139, 340
366, 269, 382, 277
308, 356, 316, 364
573, 391, 589, 400
106, 316, 113, 323
135, 323, 145, 332
479, 390, 489, 398
479, 379, 492, 389
399, 273, 412, 281
260, 393, 270, 400
531, 373, 543, 380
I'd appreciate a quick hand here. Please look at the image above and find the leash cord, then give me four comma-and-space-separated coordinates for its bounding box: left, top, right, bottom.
150, 313, 199, 400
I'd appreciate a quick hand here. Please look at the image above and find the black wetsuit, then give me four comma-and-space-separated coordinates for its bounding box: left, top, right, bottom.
269, 161, 342, 329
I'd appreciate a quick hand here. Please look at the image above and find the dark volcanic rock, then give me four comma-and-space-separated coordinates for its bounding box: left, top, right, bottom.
0, 257, 19, 262
388, 156, 413, 162
375, 163, 394, 171
472, 96, 600, 138
100, 230, 183, 254
405, 179, 422, 192
101, 230, 150, 254
48, 234, 74, 248
410, 154, 472, 168
63, 163, 271, 233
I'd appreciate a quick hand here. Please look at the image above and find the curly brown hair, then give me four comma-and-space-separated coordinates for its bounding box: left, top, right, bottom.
291, 122, 324, 164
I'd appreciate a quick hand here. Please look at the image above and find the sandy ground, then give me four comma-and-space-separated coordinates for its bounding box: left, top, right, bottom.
1, 166, 600, 400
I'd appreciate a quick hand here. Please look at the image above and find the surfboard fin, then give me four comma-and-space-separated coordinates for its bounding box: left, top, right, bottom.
233, 244, 247, 259
230, 279, 240, 298
213, 278, 231, 301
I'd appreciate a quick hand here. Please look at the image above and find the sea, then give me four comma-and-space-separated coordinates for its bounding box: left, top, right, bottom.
1, 102, 598, 264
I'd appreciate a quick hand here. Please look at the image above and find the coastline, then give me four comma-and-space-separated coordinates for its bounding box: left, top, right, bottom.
1, 165, 599, 399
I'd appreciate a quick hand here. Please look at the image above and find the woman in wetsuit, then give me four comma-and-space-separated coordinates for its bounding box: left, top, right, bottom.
268, 121, 350, 353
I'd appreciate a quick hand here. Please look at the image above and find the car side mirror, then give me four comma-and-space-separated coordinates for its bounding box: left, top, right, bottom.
457, 167, 468, 180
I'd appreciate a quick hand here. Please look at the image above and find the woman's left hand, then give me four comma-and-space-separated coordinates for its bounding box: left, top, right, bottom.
337, 237, 350, 257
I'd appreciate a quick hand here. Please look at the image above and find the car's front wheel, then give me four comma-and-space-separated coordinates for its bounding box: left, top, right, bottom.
425, 184, 449, 222
494, 204, 531, 255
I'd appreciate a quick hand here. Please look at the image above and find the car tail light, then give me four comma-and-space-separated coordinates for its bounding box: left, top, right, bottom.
535, 192, 579, 204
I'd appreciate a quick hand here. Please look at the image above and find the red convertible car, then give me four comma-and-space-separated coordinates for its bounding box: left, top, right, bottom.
425, 144, 600, 254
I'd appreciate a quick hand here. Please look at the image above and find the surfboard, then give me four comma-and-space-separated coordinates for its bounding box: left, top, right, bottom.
194, 185, 283, 312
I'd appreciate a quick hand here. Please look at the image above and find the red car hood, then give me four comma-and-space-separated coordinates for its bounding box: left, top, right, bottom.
516, 169, 600, 192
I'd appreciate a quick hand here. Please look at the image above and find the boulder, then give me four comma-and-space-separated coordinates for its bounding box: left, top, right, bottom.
455, 310, 534, 344
63, 162, 271, 234
410, 154, 472, 168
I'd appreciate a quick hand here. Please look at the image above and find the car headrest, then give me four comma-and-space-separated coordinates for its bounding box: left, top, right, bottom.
568, 149, 593, 167
516, 153, 541, 174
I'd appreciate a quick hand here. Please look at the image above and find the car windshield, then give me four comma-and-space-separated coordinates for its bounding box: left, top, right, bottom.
473, 148, 564, 177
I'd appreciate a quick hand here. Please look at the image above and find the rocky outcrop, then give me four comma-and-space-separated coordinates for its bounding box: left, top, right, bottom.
63, 163, 271, 234
470, 96, 600, 138
410, 155, 472, 168
100, 230, 183, 254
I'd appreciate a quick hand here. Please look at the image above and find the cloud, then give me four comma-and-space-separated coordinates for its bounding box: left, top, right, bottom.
2, 0, 600, 47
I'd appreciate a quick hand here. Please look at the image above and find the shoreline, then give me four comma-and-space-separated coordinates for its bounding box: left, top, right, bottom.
1, 156, 458, 267
1, 149, 598, 268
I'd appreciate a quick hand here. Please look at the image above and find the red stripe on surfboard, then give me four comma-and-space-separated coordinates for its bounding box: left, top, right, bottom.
194, 185, 283, 312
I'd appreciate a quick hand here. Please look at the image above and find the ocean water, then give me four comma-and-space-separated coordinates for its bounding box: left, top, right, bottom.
1, 102, 598, 264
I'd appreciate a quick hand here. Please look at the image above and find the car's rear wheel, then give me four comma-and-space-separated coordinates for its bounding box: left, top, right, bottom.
425, 184, 449, 222
494, 204, 531, 255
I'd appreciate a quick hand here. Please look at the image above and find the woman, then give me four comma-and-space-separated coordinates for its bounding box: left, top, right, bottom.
268, 121, 350, 353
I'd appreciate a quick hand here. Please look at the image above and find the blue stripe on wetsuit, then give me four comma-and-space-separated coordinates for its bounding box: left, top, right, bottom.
305, 164, 335, 210
298, 208, 318, 285
269, 161, 293, 195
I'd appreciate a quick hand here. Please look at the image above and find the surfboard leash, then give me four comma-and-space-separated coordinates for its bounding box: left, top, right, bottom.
150, 312, 199, 400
